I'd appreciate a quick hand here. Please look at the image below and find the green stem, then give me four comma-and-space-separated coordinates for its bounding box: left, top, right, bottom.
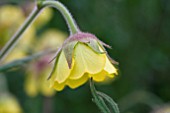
0, 0, 79, 63
0, 7, 40, 63
41, 1, 80, 34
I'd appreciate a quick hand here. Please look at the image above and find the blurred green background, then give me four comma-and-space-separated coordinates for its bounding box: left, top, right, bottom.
0, 0, 170, 113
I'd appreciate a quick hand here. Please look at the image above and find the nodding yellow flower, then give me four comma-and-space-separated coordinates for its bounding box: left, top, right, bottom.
0, 94, 22, 113
49, 32, 118, 91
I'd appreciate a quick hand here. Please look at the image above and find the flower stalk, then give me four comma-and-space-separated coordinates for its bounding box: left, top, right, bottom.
41, 1, 79, 34
0, 0, 79, 63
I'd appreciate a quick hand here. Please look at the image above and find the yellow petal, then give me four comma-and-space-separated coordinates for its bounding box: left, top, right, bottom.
53, 51, 71, 83
67, 73, 88, 89
104, 56, 117, 75
70, 43, 106, 79
91, 56, 117, 82
91, 70, 107, 82
52, 81, 65, 91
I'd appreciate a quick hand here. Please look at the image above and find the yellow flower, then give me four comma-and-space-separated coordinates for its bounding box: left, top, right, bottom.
0, 94, 22, 113
0, 5, 36, 63
34, 29, 67, 51
0, 5, 24, 27
49, 32, 118, 91
24, 56, 55, 97
0, 5, 25, 48
33, 8, 53, 28
24, 29, 66, 97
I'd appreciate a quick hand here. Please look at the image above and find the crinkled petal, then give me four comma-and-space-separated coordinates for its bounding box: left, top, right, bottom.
70, 43, 106, 79
67, 73, 88, 89
90, 70, 107, 82
90, 55, 117, 82
52, 81, 65, 91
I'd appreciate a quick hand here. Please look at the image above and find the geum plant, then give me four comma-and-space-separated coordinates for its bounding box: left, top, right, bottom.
0, 0, 120, 113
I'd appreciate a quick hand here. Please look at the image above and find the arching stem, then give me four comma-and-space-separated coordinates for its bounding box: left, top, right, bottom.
41, 1, 79, 34
0, 0, 79, 63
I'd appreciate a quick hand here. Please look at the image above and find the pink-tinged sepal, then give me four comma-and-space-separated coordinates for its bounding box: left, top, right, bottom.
67, 32, 97, 43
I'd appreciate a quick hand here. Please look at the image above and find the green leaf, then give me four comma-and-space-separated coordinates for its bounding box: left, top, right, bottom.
97, 91, 120, 113
0, 50, 54, 72
90, 78, 111, 113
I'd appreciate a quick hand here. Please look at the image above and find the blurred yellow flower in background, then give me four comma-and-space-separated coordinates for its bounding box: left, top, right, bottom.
0, 5, 35, 64
33, 8, 53, 28
0, 4, 53, 64
24, 55, 55, 97
0, 5, 24, 28
49, 32, 118, 91
35, 29, 67, 51
24, 29, 66, 97
0, 5, 24, 48
0, 5, 62, 97
0, 94, 22, 113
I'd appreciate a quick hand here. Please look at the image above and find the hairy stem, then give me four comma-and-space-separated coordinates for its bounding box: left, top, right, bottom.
41, 1, 79, 34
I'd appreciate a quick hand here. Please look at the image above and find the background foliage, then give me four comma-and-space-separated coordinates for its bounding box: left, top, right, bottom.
0, 0, 170, 113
